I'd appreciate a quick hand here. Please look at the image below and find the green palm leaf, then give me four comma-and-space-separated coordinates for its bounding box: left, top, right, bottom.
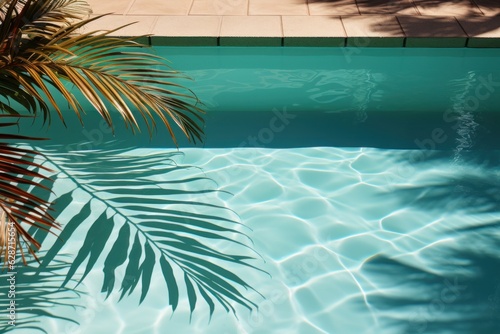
33, 144, 264, 318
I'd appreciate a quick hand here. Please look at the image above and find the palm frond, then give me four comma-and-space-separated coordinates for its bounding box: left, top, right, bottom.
33, 144, 263, 318
0, 116, 57, 265
0, 0, 204, 146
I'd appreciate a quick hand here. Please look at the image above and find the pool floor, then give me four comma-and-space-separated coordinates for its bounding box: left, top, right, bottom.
7, 143, 500, 334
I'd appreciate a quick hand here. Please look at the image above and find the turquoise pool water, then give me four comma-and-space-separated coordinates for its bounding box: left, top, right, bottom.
4, 47, 500, 333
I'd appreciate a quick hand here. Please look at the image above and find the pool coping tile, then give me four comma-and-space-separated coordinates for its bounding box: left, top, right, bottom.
190, 0, 249, 15
283, 16, 346, 47
151, 36, 219, 46
467, 37, 500, 47
356, 0, 418, 15
84, 15, 158, 37
284, 37, 346, 47
346, 37, 405, 47
83, 1, 500, 48
412, 0, 483, 16
249, 0, 309, 15
459, 15, 500, 47
398, 16, 468, 47
341, 15, 405, 39
282, 16, 346, 37
472, 0, 500, 16
457, 16, 500, 37
220, 16, 282, 37
219, 37, 283, 46
127, 0, 193, 15
86, 0, 134, 15
151, 16, 222, 37
405, 37, 468, 47
308, 0, 359, 15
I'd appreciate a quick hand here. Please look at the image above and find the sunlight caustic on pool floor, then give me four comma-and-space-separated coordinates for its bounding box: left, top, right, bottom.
111, 146, 498, 334
10, 145, 500, 334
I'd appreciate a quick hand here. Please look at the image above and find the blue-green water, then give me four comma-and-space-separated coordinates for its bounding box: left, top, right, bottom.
4, 47, 500, 333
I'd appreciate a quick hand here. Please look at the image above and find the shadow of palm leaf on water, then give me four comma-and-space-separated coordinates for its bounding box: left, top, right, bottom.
392, 150, 500, 215
391, 175, 500, 215
0, 256, 82, 333
362, 241, 500, 334
15, 142, 265, 326
362, 151, 500, 333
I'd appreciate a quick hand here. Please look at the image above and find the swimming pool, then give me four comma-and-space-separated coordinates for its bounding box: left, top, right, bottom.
4, 47, 500, 333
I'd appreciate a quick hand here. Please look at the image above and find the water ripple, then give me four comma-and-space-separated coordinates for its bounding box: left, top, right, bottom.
42, 146, 500, 334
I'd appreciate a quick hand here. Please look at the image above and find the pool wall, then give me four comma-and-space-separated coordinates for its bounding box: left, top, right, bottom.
23, 46, 500, 150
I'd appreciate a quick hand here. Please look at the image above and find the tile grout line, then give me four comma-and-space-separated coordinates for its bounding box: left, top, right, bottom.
453, 15, 469, 36
187, 0, 195, 15
354, 0, 361, 15
470, 0, 486, 16
395, 16, 408, 47
124, 0, 137, 15
280, 16, 284, 46
149, 16, 159, 36
217, 16, 223, 46
339, 16, 348, 47
148, 16, 159, 47
408, 0, 421, 16
454, 15, 471, 47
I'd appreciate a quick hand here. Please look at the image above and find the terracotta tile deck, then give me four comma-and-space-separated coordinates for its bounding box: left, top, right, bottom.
85, 0, 500, 47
